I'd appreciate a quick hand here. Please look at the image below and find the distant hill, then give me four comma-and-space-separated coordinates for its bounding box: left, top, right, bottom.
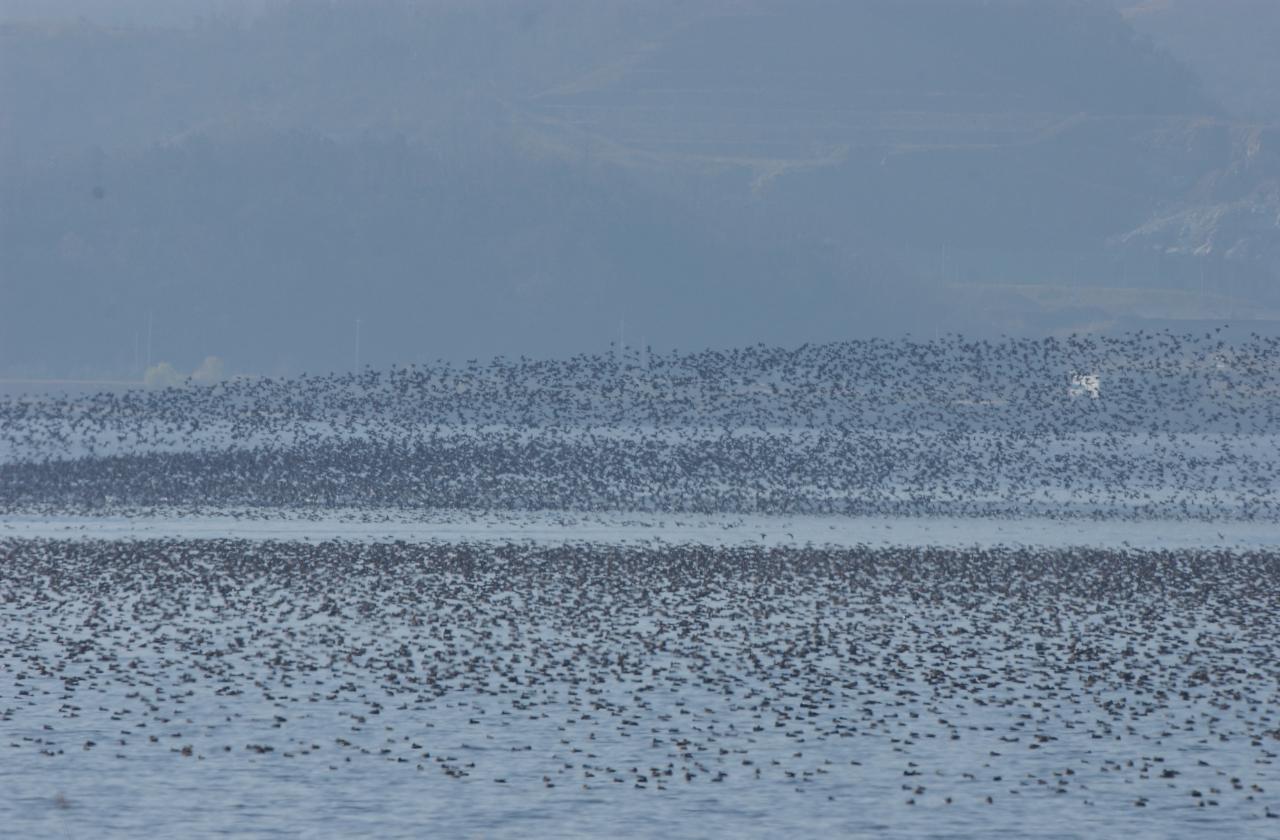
1115, 0, 1280, 123
2, 0, 1278, 379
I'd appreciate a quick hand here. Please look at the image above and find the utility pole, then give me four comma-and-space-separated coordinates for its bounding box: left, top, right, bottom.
146, 310, 153, 371
354, 319, 362, 371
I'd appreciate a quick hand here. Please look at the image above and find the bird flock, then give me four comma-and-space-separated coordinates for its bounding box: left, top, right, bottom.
2, 330, 1277, 520
1, 540, 1277, 837
1, 329, 1277, 837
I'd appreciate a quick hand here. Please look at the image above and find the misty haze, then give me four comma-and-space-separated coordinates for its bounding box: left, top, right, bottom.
1, 2, 1277, 838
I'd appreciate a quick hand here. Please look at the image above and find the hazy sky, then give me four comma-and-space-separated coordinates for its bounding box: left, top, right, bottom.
0, 0, 271, 26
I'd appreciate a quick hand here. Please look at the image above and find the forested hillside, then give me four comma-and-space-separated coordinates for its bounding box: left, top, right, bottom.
3, 0, 1278, 378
